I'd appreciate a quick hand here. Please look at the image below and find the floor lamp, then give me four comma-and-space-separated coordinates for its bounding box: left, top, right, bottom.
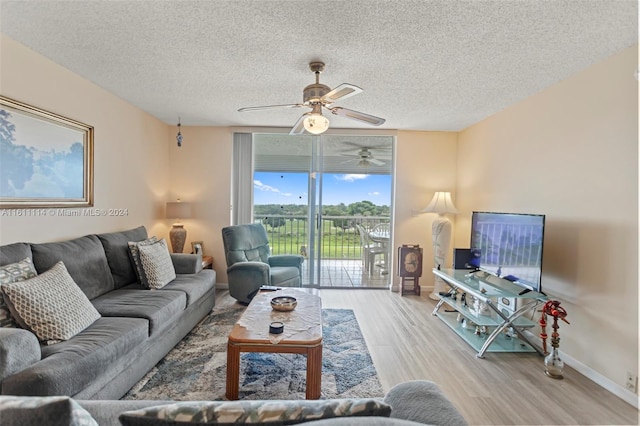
166, 199, 192, 253
420, 192, 458, 300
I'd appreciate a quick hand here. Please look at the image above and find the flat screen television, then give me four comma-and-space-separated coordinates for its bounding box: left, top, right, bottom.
470, 211, 545, 294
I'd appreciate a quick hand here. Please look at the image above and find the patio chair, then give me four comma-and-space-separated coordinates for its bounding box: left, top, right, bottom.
356, 224, 387, 275
221, 223, 304, 304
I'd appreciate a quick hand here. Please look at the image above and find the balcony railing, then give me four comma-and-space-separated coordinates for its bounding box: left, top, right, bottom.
253, 214, 390, 260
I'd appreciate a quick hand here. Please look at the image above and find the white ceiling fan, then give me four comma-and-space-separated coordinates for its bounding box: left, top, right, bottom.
341, 147, 386, 167
238, 62, 386, 135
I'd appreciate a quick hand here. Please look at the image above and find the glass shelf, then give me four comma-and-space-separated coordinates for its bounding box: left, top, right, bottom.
435, 311, 537, 353
432, 268, 546, 358
434, 268, 546, 301
438, 295, 537, 328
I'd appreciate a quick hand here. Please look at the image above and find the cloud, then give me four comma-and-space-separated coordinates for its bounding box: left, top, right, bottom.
335, 174, 368, 182
368, 191, 380, 196
254, 180, 292, 197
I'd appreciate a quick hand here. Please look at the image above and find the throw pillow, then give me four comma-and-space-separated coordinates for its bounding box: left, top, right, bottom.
137, 239, 176, 289
0, 258, 37, 328
128, 236, 159, 287
0, 395, 98, 426
0, 261, 101, 345
119, 398, 391, 426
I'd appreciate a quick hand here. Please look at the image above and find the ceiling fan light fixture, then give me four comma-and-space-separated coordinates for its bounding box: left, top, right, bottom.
303, 110, 330, 135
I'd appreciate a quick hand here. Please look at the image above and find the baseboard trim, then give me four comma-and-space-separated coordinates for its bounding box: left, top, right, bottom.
560, 350, 639, 408
215, 282, 229, 290
521, 330, 639, 408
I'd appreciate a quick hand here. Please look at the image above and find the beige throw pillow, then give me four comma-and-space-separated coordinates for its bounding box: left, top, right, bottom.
137, 239, 176, 289
0, 258, 37, 328
128, 236, 159, 287
0, 261, 101, 345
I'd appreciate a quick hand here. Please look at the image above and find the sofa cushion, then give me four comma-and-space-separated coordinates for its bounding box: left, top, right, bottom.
119, 399, 392, 426
3, 317, 148, 397
0, 258, 37, 327
303, 418, 425, 425
1, 262, 101, 345
0, 395, 98, 426
31, 235, 115, 300
0, 243, 32, 268
137, 239, 176, 289
270, 266, 300, 284
97, 226, 149, 289
222, 223, 271, 266
159, 271, 216, 306
91, 289, 186, 336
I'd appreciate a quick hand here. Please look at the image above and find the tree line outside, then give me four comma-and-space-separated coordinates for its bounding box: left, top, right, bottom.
254, 201, 390, 258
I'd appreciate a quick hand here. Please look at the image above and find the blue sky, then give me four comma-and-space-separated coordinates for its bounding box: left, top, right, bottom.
254, 172, 391, 206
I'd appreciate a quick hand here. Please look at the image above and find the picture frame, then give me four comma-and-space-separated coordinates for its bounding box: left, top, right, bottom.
398, 245, 423, 277
191, 241, 204, 255
0, 96, 94, 208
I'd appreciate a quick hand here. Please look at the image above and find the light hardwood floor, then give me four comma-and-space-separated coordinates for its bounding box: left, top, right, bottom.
215, 289, 639, 425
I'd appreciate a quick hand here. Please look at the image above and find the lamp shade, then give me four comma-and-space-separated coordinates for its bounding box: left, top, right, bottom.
166, 201, 192, 220
420, 191, 458, 214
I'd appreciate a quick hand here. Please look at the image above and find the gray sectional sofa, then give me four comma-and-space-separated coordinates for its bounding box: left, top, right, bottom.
0, 380, 468, 425
0, 226, 216, 400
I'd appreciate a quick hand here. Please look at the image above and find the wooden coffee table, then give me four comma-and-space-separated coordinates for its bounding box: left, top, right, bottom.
225, 289, 323, 400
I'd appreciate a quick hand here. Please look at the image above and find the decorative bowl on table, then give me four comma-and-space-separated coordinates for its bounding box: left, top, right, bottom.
271, 296, 297, 312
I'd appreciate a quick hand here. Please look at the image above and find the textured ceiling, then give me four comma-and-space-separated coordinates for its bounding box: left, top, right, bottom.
0, 0, 637, 131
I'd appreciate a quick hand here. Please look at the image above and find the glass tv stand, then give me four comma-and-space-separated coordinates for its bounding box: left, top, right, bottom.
432, 268, 546, 358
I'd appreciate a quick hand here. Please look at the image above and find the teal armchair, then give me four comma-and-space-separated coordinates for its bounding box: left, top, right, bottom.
221, 223, 304, 304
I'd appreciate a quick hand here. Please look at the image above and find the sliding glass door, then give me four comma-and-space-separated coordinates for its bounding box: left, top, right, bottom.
253, 133, 394, 288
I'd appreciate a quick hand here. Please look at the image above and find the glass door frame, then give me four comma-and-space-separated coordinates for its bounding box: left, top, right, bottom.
250, 129, 397, 289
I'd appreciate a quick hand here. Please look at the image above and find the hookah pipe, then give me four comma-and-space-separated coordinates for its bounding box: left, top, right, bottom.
539, 300, 569, 355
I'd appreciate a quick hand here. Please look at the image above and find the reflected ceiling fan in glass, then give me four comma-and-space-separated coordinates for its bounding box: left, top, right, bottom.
340, 147, 387, 167
238, 62, 386, 135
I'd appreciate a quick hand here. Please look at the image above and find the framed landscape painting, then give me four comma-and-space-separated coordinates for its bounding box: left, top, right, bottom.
0, 96, 94, 208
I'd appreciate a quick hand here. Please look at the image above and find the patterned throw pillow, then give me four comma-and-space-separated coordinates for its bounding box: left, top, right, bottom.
0, 258, 37, 328
119, 398, 392, 426
128, 236, 159, 287
0, 261, 101, 345
137, 239, 176, 289
0, 395, 98, 426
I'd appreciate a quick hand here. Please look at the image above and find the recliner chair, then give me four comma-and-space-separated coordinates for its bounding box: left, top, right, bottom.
221, 223, 304, 304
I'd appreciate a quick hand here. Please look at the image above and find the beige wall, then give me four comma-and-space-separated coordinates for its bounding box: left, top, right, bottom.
166, 126, 233, 282
0, 35, 170, 243
456, 45, 638, 395
393, 130, 458, 290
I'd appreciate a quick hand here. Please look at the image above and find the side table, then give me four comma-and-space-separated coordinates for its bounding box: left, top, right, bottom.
201, 255, 213, 270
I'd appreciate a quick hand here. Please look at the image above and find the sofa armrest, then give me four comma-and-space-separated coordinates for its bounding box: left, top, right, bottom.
170, 254, 203, 274
0, 328, 41, 382
268, 255, 304, 270
227, 262, 270, 284
384, 380, 468, 426
227, 262, 271, 304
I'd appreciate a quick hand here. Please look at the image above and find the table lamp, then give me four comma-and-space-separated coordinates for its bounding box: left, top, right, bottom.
420, 191, 458, 300
166, 199, 192, 253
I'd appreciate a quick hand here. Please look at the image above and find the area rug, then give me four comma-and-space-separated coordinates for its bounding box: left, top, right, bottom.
122, 307, 384, 401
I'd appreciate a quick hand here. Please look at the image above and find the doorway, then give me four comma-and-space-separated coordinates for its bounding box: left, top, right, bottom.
253, 133, 394, 288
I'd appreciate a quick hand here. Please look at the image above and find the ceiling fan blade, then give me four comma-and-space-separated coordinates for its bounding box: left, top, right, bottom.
289, 114, 307, 135
321, 83, 363, 104
238, 103, 303, 112
339, 158, 358, 164
329, 107, 386, 126
369, 158, 385, 166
